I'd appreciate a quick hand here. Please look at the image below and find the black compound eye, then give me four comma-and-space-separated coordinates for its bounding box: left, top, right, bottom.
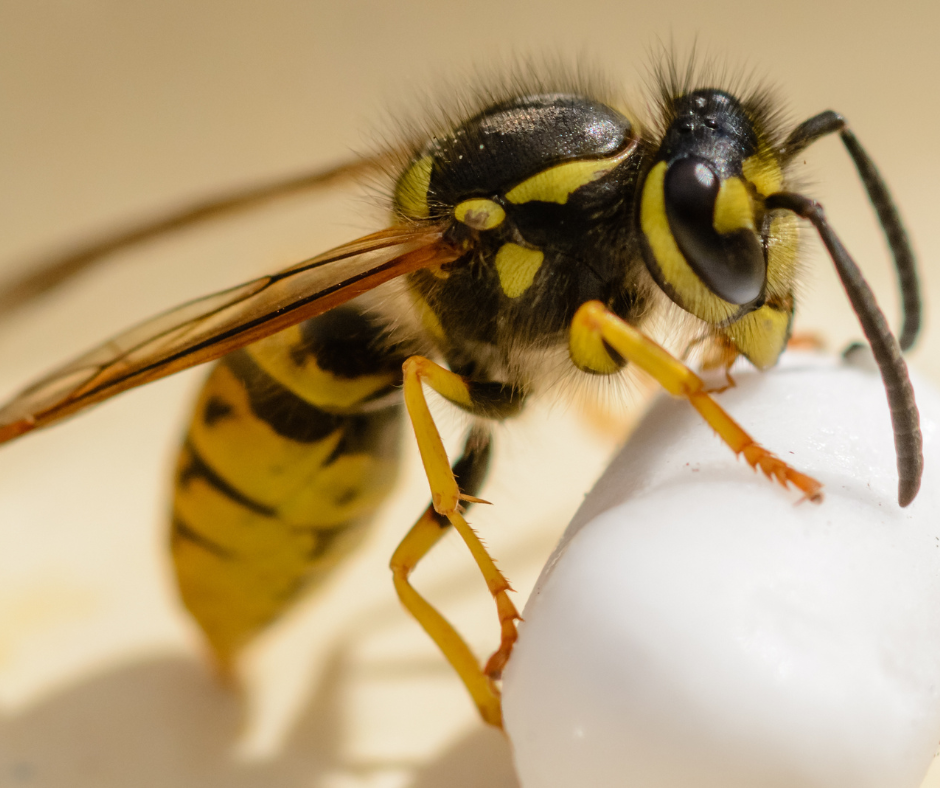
665, 158, 719, 225
664, 157, 766, 305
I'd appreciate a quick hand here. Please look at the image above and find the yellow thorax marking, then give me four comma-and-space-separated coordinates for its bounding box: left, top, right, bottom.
395, 155, 433, 219
713, 177, 755, 234
505, 143, 634, 205
742, 150, 783, 197
639, 161, 738, 325
495, 243, 544, 298
409, 288, 447, 342
454, 198, 506, 230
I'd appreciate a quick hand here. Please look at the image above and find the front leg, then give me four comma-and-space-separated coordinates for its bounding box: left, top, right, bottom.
570, 301, 823, 501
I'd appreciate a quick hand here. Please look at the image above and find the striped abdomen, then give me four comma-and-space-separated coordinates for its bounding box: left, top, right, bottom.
170, 305, 405, 666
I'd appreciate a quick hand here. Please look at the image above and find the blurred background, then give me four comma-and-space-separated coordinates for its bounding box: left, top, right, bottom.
0, 1, 937, 786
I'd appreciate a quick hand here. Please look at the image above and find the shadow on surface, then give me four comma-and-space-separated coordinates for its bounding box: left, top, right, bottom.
408, 725, 519, 788
0, 649, 519, 788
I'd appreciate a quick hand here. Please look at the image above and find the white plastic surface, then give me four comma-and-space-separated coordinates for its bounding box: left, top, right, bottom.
503, 354, 940, 788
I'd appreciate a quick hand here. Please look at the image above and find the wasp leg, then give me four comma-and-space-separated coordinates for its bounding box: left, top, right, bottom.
786, 332, 826, 352
394, 356, 525, 727
390, 427, 510, 727
571, 301, 823, 501
694, 334, 739, 394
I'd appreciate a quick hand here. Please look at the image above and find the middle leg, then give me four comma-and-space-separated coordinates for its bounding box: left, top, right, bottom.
394, 356, 526, 727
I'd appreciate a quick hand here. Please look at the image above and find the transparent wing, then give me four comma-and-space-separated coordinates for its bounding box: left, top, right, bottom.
0, 152, 397, 317
0, 224, 455, 444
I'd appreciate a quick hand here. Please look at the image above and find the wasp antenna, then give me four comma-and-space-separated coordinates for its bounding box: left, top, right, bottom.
838, 129, 921, 351
765, 191, 923, 507
781, 112, 921, 352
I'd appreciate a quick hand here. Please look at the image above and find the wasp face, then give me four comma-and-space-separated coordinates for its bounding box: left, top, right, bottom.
639, 89, 770, 322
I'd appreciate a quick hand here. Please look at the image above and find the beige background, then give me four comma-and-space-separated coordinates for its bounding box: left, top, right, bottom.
0, 1, 938, 786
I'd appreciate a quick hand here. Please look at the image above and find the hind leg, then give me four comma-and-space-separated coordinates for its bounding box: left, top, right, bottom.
390, 426, 509, 726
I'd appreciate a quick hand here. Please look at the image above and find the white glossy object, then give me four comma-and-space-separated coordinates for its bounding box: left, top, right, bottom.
503, 354, 940, 788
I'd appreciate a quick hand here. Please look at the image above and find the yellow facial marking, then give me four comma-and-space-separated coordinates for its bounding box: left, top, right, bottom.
494, 243, 544, 299
713, 177, 755, 234
639, 162, 738, 325
505, 144, 633, 205
742, 151, 783, 197
725, 303, 792, 369
394, 155, 433, 219
765, 213, 800, 298
454, 198, 505, 230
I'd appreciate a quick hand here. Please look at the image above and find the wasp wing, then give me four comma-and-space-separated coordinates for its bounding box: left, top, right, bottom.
0, 153, 398, 317
0, 224, 454, 444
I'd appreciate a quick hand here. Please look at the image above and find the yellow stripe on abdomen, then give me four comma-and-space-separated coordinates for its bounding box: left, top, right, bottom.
170, 305, 405, 667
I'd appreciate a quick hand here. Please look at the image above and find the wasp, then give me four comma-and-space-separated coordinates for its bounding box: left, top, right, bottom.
0, 62, 923, 729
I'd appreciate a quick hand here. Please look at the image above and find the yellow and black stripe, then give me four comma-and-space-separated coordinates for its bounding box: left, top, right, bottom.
170, 305, 405, 666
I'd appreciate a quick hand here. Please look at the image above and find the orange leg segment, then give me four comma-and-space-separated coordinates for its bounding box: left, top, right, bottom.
571, 301, 823, 502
